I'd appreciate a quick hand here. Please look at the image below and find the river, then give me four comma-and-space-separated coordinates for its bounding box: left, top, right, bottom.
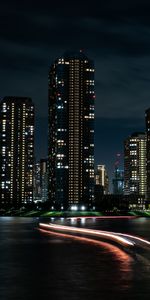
0, 216, 150, 300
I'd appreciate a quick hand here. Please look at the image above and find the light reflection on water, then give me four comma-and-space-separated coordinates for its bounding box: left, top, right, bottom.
0, 217, 150, 300
39, 221, 134, 291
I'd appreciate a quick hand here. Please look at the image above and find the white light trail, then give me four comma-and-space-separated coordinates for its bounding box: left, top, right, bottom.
116, 232, 150, 246
39, 223, 134, 246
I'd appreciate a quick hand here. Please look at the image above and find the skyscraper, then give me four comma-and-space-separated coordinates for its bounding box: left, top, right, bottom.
112, 167, 124, 195
33, 159, 48, 202
124, 132, 146, 198
0, 97, 34, 207
145, 108, 150, 200
33, 162, 41, 201
40, 158, 48, 202
95, 165, 109, 194
48, 51, 95, 209
112, 154, 124, 195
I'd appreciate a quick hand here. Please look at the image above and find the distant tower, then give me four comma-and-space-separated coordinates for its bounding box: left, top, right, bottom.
0, 97, 34, 207
95, 165, 109, 194
48, 51, 95, 209
124, 133, 146, 197
33, 162, 41, 201
40, 158, 48, 202
112, 153, 124, 194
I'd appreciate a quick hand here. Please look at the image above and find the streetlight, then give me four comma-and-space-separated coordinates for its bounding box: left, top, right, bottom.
81, 205, 85, 211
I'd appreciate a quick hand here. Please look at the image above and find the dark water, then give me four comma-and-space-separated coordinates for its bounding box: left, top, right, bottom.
0, 217, 150, 300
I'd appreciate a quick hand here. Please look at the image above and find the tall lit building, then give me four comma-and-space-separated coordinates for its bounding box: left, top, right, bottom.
33, 162, 41, 201
124, 132, 146, 198
112, 167, 124, 195
33, 159, 48, 202
112, 153, 124, 194
40, 158, 48, 201
145, 108, 150, 200
0, 97, 34, 207
48, 51, 95, 209
95, 165, 109, 194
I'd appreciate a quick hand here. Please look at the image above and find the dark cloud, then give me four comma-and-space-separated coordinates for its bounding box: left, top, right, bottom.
1, 0, 150, 117
0, 0, 150, 183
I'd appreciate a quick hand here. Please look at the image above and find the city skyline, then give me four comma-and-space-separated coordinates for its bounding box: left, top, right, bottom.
1, 3, 150, 300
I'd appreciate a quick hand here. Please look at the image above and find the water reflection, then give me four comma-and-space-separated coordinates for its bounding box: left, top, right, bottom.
81, 218, 86, 225
1, 217, 150, 300
39, 227, 133, 290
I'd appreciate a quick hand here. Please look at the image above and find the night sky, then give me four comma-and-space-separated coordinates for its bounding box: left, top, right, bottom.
1, 0, 150, 189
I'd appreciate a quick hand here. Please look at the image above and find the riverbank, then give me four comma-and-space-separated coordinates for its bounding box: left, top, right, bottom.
0, 209, 150, 218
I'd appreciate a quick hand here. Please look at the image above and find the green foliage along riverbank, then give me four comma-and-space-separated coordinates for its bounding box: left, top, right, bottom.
0, 208, 150, 218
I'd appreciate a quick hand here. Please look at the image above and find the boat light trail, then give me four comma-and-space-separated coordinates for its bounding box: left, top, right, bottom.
65, 217, 150, 246
39, 223, 134, 247
115, 232, 150, 246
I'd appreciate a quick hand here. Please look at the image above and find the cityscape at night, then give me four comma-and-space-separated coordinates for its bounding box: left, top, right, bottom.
1, 0, 150, 299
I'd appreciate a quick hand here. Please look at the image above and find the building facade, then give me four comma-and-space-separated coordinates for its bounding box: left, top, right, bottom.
33, 162, 41, 201
40, 158, 48, 201
0, 97, 34, 207
48, 51, 95, 209
145, 108, 150, 201
112, 167, 124, 195
95, 165, 109, 194
124, 132, 146, 198
33, 159, 48, 202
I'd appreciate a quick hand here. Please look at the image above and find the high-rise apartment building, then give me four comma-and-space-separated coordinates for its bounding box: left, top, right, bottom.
33, 159, 48, 202
95, 165, 109, 194
48, 51, 95, 209
33, 162, 41, 201
145, 108, 150, 200
124, 132, 146, 198
0, 97, 34, 207
40, 158, 48, 201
